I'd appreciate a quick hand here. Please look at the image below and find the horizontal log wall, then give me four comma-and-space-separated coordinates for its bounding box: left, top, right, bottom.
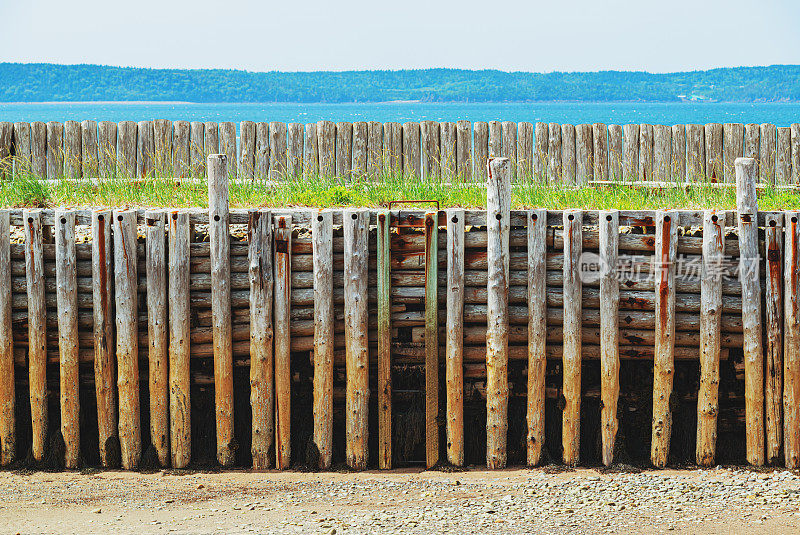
2, 121, 798, 184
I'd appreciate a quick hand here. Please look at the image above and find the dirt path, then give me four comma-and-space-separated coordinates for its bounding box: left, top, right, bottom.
0, 467, 798, 534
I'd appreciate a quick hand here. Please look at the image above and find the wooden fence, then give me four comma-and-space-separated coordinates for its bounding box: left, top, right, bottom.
0, 155, 798, 471
1, 120, 800, 183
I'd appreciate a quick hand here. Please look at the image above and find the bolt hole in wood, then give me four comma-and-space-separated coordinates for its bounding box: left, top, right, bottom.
117, 215, 123, 222
531, 213, 538, 221
606, 215, 613, 221
711, 215, 718, 223
451, 216, 458, 223
495, 213, 502, 221
214, 215, 220, 222
568, 214, 574, 221
794, 217, 799, 223
97, 214, 104, 222
317, 215, 324, 222
172, 212, 178, 220
742, 214, 751, 223
352, 213, 358, 220
664, 215, 671, 223
27, 217, 32, 223
770, 220, 777, 227
60, 218, 66, 225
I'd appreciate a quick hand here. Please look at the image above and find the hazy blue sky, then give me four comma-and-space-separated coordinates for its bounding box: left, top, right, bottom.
2, 0, 798, 72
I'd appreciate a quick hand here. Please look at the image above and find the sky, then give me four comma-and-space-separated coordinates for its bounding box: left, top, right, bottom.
1, 0, 799, 72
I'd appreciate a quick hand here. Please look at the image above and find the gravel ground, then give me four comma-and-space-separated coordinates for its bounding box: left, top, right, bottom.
0, 466, 798, 534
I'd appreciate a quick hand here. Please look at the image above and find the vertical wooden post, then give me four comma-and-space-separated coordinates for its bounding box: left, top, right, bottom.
600, 210, 620, 466
736, 157, 765, 466
653, 125, 672, 181
274, 214, 292, 469
623, 124, 639, 181
287, 122, 305, 178
488, 121, 501, 157
249, 209, 273, 469
784, 211, 800, 468
255, 122, 270, 180
239, 121, 256, 180
219, 122, 237, 179
13, 122, 32, 177
697, 209, 725, 466
189, 121, 205, 177
23, 209, 47, 462
421, 121, 441, 180
344, 209, 369, 469
424, 211, 439, 468
501, 121, 517, 179
64, 120, 82, 178
30, 122, 47, 178
152, 119, 172, 178
317, 120, 336, 178
351, 121, 368, 178
562, 209, 583, 466
744, 123, 760, 160
114, 209, 141, 469
0, 210, 12, 466
592, 123, 608, 180
671, 124, 687, 180
92, 210, 116, 466
765, 213, 783, 463
473, 122, 489, 182
776, 127, 791, 185
56, 210, 80, 468
304, 123, 319, 178
760, 123, 777, 184
203, 122, 219, 166
575, 124, 593, 185
377, 210, 392, 469
168, 210, 191, 469
136, 120, 154, 179
446, 208, 464, 467
534, 122, 548, 182
46, 122, 64, 180
705, 123, 723, 182
608, 124, 623, 181
172, 121, 189, 178
517, 122, 533, 181
81, 120, 99, 178
382, 122, 402, 177
336, 122, 353, 179
527, 208, 547, 466
145, 210, 169, 466
367, 121, 383, 179
547, 123, 562, 183
638, 124, 654, 180
118, 121, 137, 179
0, 123, 12, 179
402, 122, 420, 179
457, 120, 473, 181
269, 122, 288, 180
686, 124, 705, 181
208, 154, 234, 466
723, 123, 744, 183
313, 210, 334, 468
486, 157, 511, 469
791, 124, 800, 184
441, 122, 457, 181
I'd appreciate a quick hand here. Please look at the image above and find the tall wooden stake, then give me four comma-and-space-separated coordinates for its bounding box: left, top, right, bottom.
0, 210, 11, 466
24, 209, 47, 462
785, 211, 800, 468
600, 209, 620, 466
527, 208, 547, 466
424, 211, 439, 468
377, 209, 392, 469
313, 209, 334, 468
169, 210, 191, 469
146, 210, 169, 466
562, 209, 583, 466
274, 215, 292, 469
764, 213, 783, 463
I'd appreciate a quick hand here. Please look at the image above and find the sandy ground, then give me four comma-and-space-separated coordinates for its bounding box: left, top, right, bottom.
0, 467, 798, 534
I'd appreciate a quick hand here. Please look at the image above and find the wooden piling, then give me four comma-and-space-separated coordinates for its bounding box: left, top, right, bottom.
534, 122, 548, 182
114, 209, 141, 470
671, 124, 686, 180
446, 208, 465, 467
255, 122, 270, 179
527, 208, 547, 466
501, 121, 517, 179
219, 122, 237, 179
344, 209, 369, 470
736, 157, 765, 466
0, 123, 12, 179
686, 124, 705, 181
0, 211, 11, 466
204, 122, 219, 165
274, 214, 292, 469
784, 211, 800, 468
600, 209, 620, 466
172, 121, 189, 178
562, 209, 583, 466
760, 123, 777, 184
473, 122, 489, 182
270, 122, 288, 180
287, 123, 304, 178
238, 121, 256, 180
697, 209, 725, 466
744, 124, 759, 159
118, 121, 137, 179
382, 122, 402, 178
64, 121, 82, 178
336, 122, 353, 179
351, 121, 368, 178
145, 211, 169, 467
23, 209, 47, 462
80, 120, 99, 178
776, 127, 791, 184
136, 120, 154, 179
367, 122, 383, 178
764, 213, 783, 463
424, 211, 439, 468
639, 124, 654, 180
318, 121, 336, 178
304, 123, 319, 179
792, 124, 800, 184
46, 122, 64, 180
653, 125, 671, 181
208, 154, 234, 467
313, 210, 333, 469
705, 123, 723, 182
623, 124, 639, 181
575, 124, 593, 185
92, 210, 115, 466
723, 123, 744, 183
249, 209, 273, 469
168, 210, 191, 469
517, 122, 533, 181
547, 123, 562, 183
12, 122, 31, 176
152, 119, 172, 177
30, 122, 47, 178
421, 121, 440, 180
441, 122, 457, 180
488, 121, 501, 158
457, 120, 473, 181
486, 157, 510, 469
608, 124, 623, 181
592, 123, 608, 180
377, 209, 392, 469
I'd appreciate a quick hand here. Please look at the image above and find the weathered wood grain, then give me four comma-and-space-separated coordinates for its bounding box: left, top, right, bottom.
118, 121, 137, 179
638, 124, 653, 180
352, 121, 368, 178
562, 209, 583, 466
671, 124, 686, 180
304, 123, 319, 178
270, 122, 288, 180
457, 120, 473, 181
336, 122, 353, 179
376, 209, 391, 469
561, 123, 577, 183
239, 121, 256, 180
517, 122, 533, 181
255, 122, 270, 179
219, 122, 237, 179
653, 125, 671, 181
0, 211, 12, 466
547, 123, 562, 183
527, 208, 547, 466
421, 121, 440, 180
575, 124, 593, 185
705, 123, 723, 182
136, 120, 154, 179
424, 211, 439, 468
287, 122, 304, 178
760, 123, 777, 184
473, 122, 489, 182
169, 210, 191, 469
313, 210, 333, 469
64, 120, 82, 178
784, 211, 800, 468
623, 124, 639, 181
274, 215, 292, 469
608, 124, 623, 181
723, 123, 744, 183
152, 119, 172, 178
534, 122, 548, 182
600, 210, 619, 466
446, 208, 465, 467
592, 123, 608, 180
46, 121, 64, 180
764, 213, 783, 464
31, 122, 47, 178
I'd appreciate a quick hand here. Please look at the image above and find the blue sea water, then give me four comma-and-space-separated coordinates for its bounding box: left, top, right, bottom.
1, 102, 800, 128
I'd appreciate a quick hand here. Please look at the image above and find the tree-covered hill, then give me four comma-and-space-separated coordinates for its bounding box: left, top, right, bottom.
1, 63, 799, 103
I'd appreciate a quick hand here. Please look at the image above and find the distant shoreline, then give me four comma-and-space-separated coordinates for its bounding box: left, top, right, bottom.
2, 100, 794, 105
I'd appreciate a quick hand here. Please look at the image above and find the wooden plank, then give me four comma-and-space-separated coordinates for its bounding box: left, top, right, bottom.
501, 121, 517, 179
686, 124, 705, 181
784, 211, 800, 468
136, 120, 154, 179
382, 122, 402, 178
516, 122, 533, 181
526, 208, 547, 466
219, 122, 237, 179
336, 122, 353, 179
592, 123, 608, 180
237, 121, 255, 180
118, 121, 137, 179
287, 122, 304, 179
0, 211, 12, 466
705, 123, 723, 182
79, 120, 98, 178
623, 124, 639, 181
255, 122, 270, 180
56, 210, 80, 468
312, 209, 333, 469
760, 123, 777, 184
473, 122, 489, 182
534, 122, 548, 182
777, 126, 791, 185
575, 124, 593, 185
653, 125, 671, 181
248, 209, 273, 469
652, 210, 678, 468
764, 212, 783, 464
91, 210, 115, 466
457, 120, 473, 181
318, 121, 335, 178
608, 124, 623, 181
639, 124, 654, 180
343, 209, 369, 469
376, 209, 392, 469
424, 211, 439, 468
30, 122, 47, 178
367, 121, 382, 179
440, 122, 457, 181
696, 209, 725, 466
792, 124, 800, 184
208, 154, 234, 467
172, 121, 189, 178
547, 123, 562, 183
744, 123, 759, 159
64, 120, 82, 178
723, 123, 744, 183
274, 214, 292, 469
421, 121, 440, 180
736, 157, 765, 466
13, 122, 31, 177
190, 122, 205, 177
23, 209, 47, 462
270, 122, 288, 180
145, 210, 168, 467
488, 121, 501, 157
486, 157, 511, 469
152, 119, 172, 178
446, 208, 464, 467
351, 121, 368, 178
168, 210, 191, 469
402, 122, 420, 179
671, 124, 686, 180
204, 122, 219, 163
46, 122, 64, 180
0, 123, 12, 179
304, 123, 319, 178
114, 209, 141, 469
600, 209, 620, 466
562, 209, 583, 466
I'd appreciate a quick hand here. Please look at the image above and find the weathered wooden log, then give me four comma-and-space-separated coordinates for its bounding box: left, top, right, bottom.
446, 208, 464, 467
671, 124, 686, 180
547, 123, 562, 184
608, 124, 623, 181
376, 210, 391, 469
517, 122, 533, 181
792, 124, 800, 184
534, 122, 548, 182
168, 210, 191, 469
776, 127, 791, 185
56, 210, 80, 469
79, 120, 98, 178
424, 211, 439, 468
367, 121, 382, 178
12, 122, 31, 177
527, 208, 547, 466
145, 211, 168, 467
286, 122, 304, 179
623, 124, 639, 181
488, 121, 501, 158
313, 210, 333, 469
173, 121, 189, 179
759, 123, 776, 184
351, 122, 368, 178
304, 123, 319, 179
686, 124, 705, 181
235, 121, 254, 180
744, 123, 759, 159
64, 120, 82, 178
600, 210, 619, 466
336, 122, 353, 179
473, 122, 489, 182
421, 121, 440, 180
248, 209, 273, 469
46, 122, 64, 180
653, 125, 671, 181
736, 157, 765, 466
318, 121, 335, 178
0, 211, 11, 466
382, 122, 402, 177
114, 209, 140, 469
92, 210, 115, 466
697, 209, 725, 467
24, 209, 47, 462
118, 121, 137, 179
269, 122, 288, 180
486, 158, 510, 469
638, 124, 653, 180
152, 119, 172, 178
203, 122, 219, 167
274, 214, 292, 469
344, 209, 369, 470
0, 123, 12, 179
575, 124, 593, 185
441, 122, 457, 180
764, 212, 783, 464
592, 123, 608, 180
255, 122, 270, 179
136, 120, 154, 179
219, 122, 237, 179
784, 211, 800, 468
562, 209, 582, 466
30, 122, 47, 178
705, 123, 723, 182
501, 121, 517, 179
723, 123, 744, 183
